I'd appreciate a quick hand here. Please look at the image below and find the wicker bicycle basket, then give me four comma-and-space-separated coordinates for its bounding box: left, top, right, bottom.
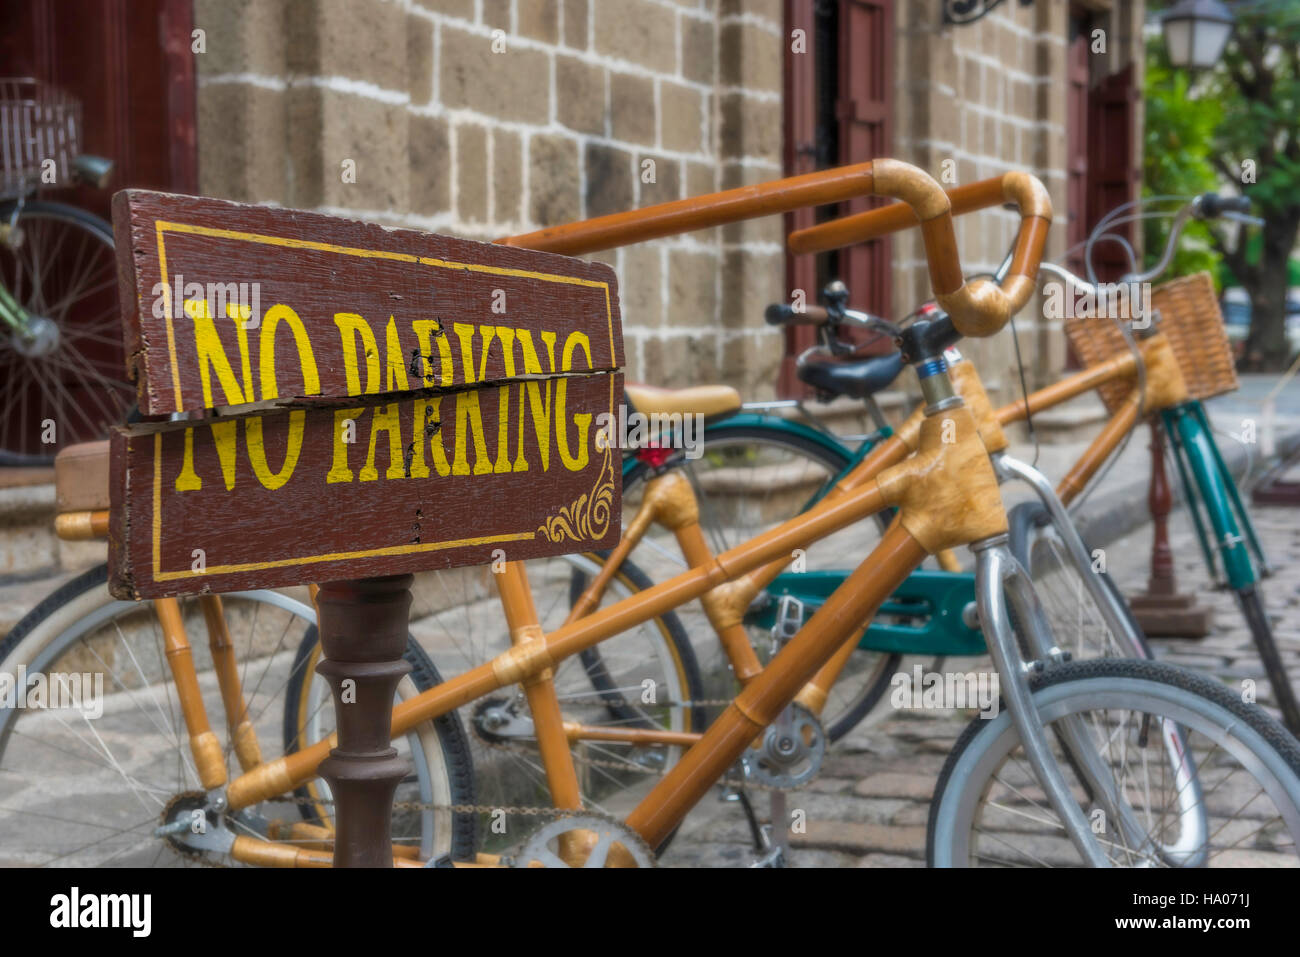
0, 77, 82, 198
1063, 270, 1238, 414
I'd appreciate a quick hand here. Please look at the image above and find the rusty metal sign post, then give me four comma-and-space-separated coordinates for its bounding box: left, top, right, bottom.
109, 190, 623, 866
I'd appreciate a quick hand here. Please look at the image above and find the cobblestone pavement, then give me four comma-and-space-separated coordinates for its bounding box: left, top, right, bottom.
658, 502, 1300, 868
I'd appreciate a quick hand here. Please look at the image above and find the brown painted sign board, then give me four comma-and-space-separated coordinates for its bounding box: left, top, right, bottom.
108, 191, 624, 599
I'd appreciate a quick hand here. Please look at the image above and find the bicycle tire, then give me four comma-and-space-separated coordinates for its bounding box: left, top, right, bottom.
928, 657, 1300, 867
0, 564, 477, 865
0, 199, 129, 465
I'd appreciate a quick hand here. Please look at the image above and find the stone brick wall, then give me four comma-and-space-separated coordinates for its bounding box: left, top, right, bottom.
194, 0, 1143, 404
891, 0, 1145, 402
195, 0, 787, 396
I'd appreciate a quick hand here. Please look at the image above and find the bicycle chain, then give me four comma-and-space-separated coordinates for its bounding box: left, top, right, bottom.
287, 736, 791, 823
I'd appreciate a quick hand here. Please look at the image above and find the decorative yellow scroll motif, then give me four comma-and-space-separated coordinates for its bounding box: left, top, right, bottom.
536, 443, 615, 544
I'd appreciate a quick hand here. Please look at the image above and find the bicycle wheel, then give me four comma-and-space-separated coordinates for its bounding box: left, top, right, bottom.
928, 658, 1300, 867
620, 422, 902, 741
283, 552, 702, 852
283, 625, 479, 859
0, 564, 476, 865
0, 200, 132, 465
1007, 501, 1152, 661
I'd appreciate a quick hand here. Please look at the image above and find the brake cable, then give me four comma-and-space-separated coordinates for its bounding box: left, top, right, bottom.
1008, 310, 1040, 469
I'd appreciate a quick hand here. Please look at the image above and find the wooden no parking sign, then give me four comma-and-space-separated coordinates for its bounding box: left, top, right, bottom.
107, 191, 623, 599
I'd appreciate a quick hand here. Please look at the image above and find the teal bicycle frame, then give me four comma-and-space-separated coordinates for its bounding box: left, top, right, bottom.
1163, 400, 1270, 590
0, 279, 33, 337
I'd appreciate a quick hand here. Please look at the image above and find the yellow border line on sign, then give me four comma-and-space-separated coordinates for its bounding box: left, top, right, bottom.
151, 531, 536, 582
153, 219, 617, 412
155, 223, 186, 409
152, 431, 163, 573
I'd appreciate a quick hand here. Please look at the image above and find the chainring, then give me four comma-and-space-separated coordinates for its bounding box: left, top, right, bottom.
741, 703, 826, 789
512, 813, 656, 868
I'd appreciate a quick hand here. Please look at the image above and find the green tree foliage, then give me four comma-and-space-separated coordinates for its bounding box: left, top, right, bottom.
1142, 51, 1221, 281
1202, 5, 1300, 368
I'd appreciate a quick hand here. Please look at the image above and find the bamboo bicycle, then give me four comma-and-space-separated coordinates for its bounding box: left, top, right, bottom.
4, 162, 1300, 867
512, 188, 1284, 777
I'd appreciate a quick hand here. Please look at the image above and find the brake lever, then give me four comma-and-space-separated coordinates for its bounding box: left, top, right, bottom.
841, 307, 902, 340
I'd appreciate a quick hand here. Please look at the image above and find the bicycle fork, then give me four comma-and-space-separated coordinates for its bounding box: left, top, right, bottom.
992, 452, 1209, 863
1165, 403, 1300, 735
973, 535, 1209, 864
971, 537, 1111, 866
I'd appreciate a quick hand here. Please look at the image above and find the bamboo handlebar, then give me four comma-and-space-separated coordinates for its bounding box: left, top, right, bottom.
54, 510, 110, 540
787, 171, 1053, 338
499, 160, 1048, 341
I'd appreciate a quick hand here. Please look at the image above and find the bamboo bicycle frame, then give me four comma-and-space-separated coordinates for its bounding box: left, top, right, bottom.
219, 404, 1004, 855
498, 171, 1190, 759
578, 334, 1188, 726
93, 160, 1061, 865
78, 339, 1175, 865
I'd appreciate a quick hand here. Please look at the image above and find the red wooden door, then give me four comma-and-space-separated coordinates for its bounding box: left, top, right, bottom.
0, 0, 196, 457
1065, 12, 1091, 283
835, 0, 893, 326
1087, 64, 1139, 283
781, 0, 894, 395
0, 0, 197, 215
